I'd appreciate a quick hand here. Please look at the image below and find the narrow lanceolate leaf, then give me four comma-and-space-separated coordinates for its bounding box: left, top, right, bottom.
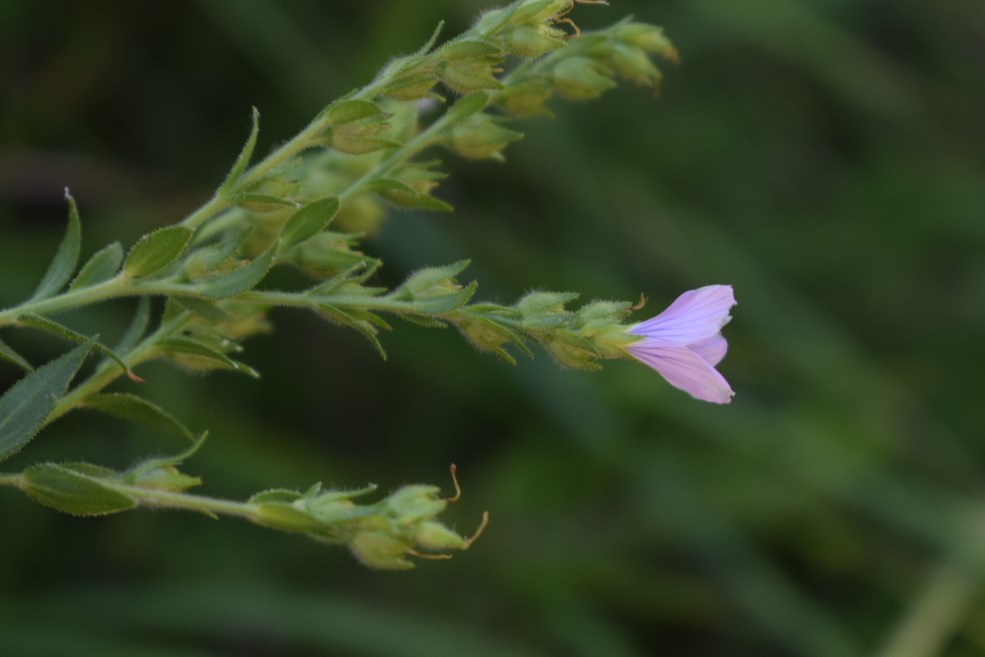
157, 337, 258, 378
198, 244, 278, 298
280, 197, 340, 247
174, 297, 233, 322
123, 226, 193, 278
220, 106, 260, 192
0, 336, 32, 371
115, 297, 151, 353
19, 463, 136, 516
0, 341, 94, 463
69, 242, 124, 290
31, 191, 82, 300
17, 314, 137, 380
84, 393, 196, 443
322, 99, 385, 125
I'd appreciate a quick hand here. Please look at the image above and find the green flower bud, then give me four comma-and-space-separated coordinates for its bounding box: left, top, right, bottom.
615, 24, 679, 62
440, 59, 505, 94
508, 0, 569, 26
131, 466, 201, 493
384, 484, 447, 526
383, 73, 440, 101
609, 42, 661, 86
537, 329, 601, 370
446, 114, 523, 161
292, 232, 373, 280
350, 531, 416, 570
332, 195, 385, 235
504, 23, 567, 57
412, 521, 467, 551
328, 120, 401, 155
552, 56, 617, 100
497, 79, 554, 118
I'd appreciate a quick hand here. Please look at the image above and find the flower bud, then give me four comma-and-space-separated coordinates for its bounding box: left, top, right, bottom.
615, 24, 679, 62
504, 23, 567, 58
384, 484, 447, 525
412, 521, 467, 551
132, 466, 201, 493
440, 59, 504, 94
350, 531, 415, 570
608, 43, 661, 86
446, 114, 523, 161
497, 79, 554, 118
292, 232, 372, 280
552, 56, 617, 100
537, 330, 601, 370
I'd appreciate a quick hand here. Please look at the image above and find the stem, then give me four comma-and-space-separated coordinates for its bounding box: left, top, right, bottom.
0, 473, 21, 487
113, 483, 259, 519
0, 276, 128, 328
45, 311, 195, 425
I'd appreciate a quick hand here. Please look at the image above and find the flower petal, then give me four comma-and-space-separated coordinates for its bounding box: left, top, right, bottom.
625, 339, 734, 404
689, 333, 728, 366
628, 285, 736, 345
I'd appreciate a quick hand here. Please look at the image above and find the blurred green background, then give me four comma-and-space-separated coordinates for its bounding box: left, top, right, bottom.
2, 1, 984, 655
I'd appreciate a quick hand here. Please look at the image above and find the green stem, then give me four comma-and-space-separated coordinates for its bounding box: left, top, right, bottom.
113, 483, 259, 519
0, 276, 128, 328
45, 311, 195, 425
0, 473, 21, 487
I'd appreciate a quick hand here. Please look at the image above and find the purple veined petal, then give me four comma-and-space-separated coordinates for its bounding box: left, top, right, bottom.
625, 338, 734, 404
689, 333, 728, 366
628, 285, 736, 345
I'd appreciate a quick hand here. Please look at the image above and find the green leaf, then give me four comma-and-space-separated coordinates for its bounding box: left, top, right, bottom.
17, 314, 136, 380
19, 463, 136, 516
198, 244, 279, 298
0, 336, 32, 371
406, 280, 478, 314
123, 226, 193, 279
444, 92, 490, 123
363, 179, 453, 212
128, 431, 207, 478
115, 297, 152, 353
0, 341, 94, 463
220, 106, 260, 192
157, 337, 258, 378
32, 190, 82, 300
319, 306, 387, 360
174, 297, 233, 322
84, 393, 196, 443
69, 242, 124, 290
280, 197, 340, 247
231, 193, 298, 212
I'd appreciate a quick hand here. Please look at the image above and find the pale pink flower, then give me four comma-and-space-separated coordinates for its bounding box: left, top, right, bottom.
625, 285, 736, 404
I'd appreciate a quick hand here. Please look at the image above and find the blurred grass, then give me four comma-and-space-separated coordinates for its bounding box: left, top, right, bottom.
2, 0, 984, 655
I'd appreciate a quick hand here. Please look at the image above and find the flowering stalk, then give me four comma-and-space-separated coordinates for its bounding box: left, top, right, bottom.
0, 1, 724, 569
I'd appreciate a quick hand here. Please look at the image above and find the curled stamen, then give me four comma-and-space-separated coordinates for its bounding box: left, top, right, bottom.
446, 463, 462, 503
463, 511, 491, 549
630, 293, 648, 312
557, 17, 581, 39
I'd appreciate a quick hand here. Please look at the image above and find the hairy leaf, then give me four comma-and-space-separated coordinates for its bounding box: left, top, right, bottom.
69, 242, 124, 290
0, 336, 32, 371
123, 226, 193, 279
32, 191, 82, 300
220, 106, 260, 191
0, 341, 93, 462
198, 244, 278, 298
280, 197, 340, 247
20, 463, 136, 516
84, 393, 196, 443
